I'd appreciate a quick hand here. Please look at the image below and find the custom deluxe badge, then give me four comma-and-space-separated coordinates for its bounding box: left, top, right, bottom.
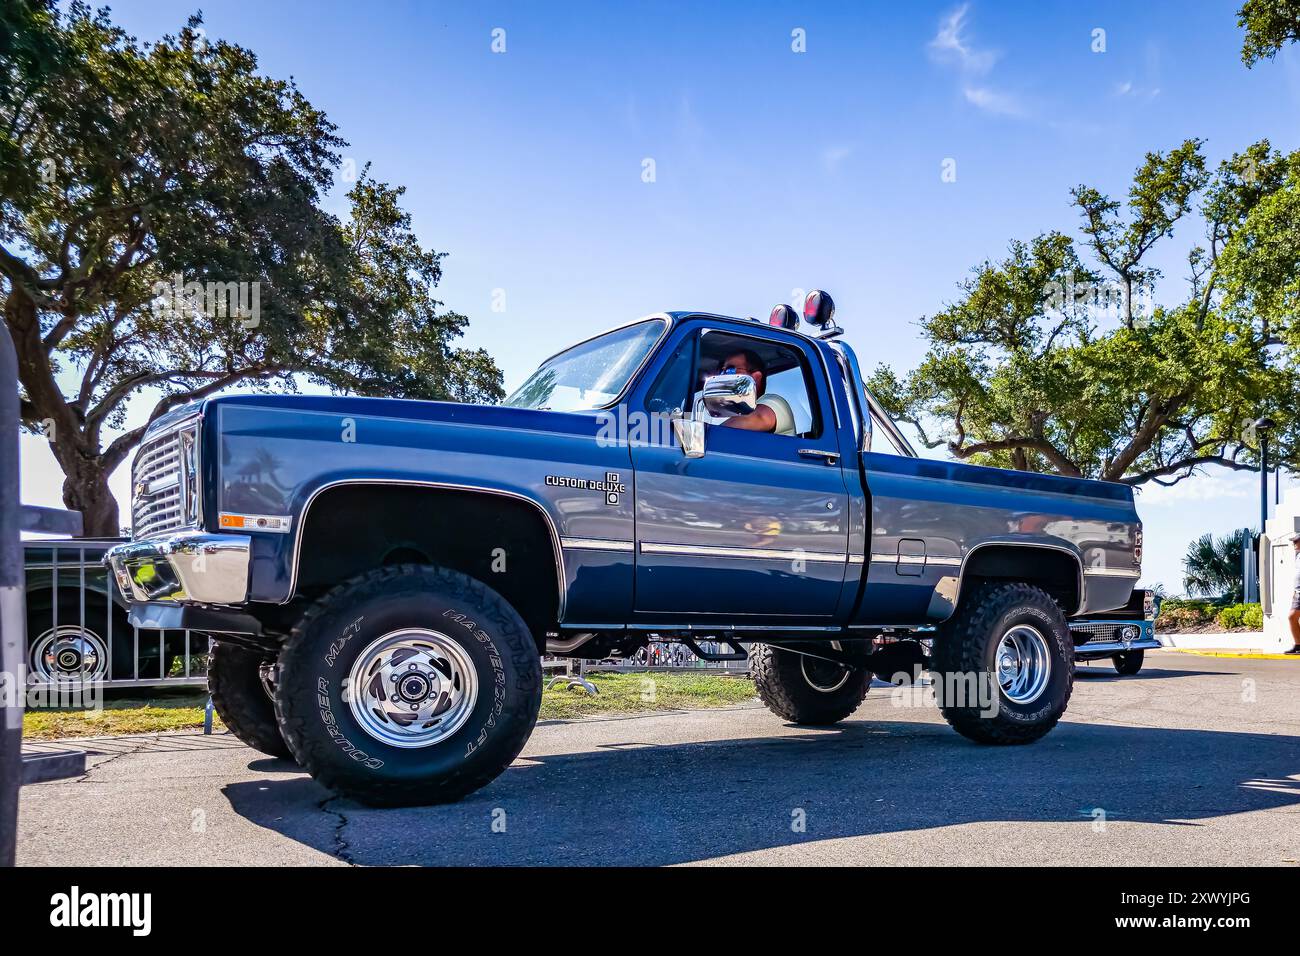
545, 471, 627, 505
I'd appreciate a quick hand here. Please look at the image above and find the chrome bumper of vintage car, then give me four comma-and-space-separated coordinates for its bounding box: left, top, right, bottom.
104, 532, 252, 605
1069, 619, 1161, 658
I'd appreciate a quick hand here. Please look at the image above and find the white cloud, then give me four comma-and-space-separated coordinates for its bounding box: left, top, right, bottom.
928, 3, 997, 75
1112, 41, 1164, 101
1113, 79, 1160, 99
928, 4, 1025, 117
963, 85, 1025, 117
821, 145, 853, 171
1137, 468, 1256, 506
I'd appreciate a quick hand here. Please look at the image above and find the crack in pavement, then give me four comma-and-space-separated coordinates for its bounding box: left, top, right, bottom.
319, 796, 355, 865
73, 736, 154, 783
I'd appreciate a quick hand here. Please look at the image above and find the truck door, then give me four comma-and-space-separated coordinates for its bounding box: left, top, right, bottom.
629, 326, 851, 621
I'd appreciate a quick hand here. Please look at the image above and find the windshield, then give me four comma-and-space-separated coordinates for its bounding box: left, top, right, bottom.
503, 318, 667, 412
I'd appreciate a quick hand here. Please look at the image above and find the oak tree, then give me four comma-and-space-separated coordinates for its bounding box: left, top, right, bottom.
1, 2, 501, 535
1239, 0, 1300, 65
869, 140, 1299, 486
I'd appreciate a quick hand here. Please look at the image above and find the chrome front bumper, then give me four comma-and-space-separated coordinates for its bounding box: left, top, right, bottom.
1074, 639, 1162, 656
1070, 618, 1161, 658
104, 532, 252, 605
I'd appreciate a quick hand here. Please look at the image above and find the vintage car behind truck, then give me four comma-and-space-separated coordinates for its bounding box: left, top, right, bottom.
106, 291, 1154, 806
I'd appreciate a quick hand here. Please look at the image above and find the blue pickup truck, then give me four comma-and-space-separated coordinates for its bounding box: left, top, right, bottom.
106, 292, 1152, 806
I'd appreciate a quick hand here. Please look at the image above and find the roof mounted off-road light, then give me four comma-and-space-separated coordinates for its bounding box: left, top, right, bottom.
803, 289, 843, 339
768, 304, 799, 329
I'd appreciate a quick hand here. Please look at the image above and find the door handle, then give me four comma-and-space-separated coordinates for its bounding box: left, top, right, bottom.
798, 448, 840, 464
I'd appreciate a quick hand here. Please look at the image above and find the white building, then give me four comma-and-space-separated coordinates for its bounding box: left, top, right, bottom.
1260, 487, 1300, 650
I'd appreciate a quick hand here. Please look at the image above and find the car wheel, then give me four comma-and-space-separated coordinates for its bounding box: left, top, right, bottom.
1112, 649, 1144, 675
931, 582, 1073, 745
274, 564, 542, 807
750, 643, 871, 725
25, 595, 123, 686
209, 641, 295, 759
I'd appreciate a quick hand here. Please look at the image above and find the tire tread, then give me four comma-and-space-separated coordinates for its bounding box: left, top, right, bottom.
274, 563, 541, 807
931, 582, 1073, 745
209, 641, 293, 759
750, 643, 870, 725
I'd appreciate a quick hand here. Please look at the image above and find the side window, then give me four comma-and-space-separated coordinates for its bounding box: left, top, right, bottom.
697, 331, 822, 439
870, 413, 907, 455
644, 334, 695, 415
763, 363, 818, 436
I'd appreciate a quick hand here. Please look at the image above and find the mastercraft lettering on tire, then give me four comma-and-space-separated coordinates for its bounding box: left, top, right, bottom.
105, 290, 1151, 806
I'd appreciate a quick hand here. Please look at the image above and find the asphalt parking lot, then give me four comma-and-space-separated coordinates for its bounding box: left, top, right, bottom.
17, 651, 1300, 866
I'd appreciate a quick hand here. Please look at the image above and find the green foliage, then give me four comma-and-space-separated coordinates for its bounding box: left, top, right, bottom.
1156, 599, 1215, 630
1155, 596, 1262, 631
538, 672, 756, 720
1159, 597, 1219, 612
24, 674, 761, 737
1239, 0, 1300, 65
1215, 602, 1264, 629
870, 139, 1300, 486
1160, 598, 1261, 630
1217, 149, 1300, 343
1216, 604, 1246, 628
1, 2, 501, 533
1183, 529, 1254, 602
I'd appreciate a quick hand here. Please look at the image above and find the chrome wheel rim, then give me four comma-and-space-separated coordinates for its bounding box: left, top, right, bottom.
800, 655, 851, 693
346, 629, 478, 749
996, 624, 1052, 705
30, 625, 109, 685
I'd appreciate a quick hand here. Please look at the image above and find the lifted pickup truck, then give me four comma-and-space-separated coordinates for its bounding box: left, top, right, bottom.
106, 292, 1150, 806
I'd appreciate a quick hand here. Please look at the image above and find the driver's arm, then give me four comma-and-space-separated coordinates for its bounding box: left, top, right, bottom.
722, 404, 778, 432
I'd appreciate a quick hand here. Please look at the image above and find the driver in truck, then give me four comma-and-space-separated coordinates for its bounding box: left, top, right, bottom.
717, 350, 796, 436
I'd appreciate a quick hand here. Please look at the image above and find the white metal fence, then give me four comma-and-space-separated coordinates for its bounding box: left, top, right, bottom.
22, 539, 209, 689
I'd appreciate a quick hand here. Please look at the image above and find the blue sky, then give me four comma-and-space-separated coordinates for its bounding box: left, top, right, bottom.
19, 0, 1300, 591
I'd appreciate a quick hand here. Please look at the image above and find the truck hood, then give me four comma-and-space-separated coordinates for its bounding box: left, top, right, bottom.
191, 393, 580, 439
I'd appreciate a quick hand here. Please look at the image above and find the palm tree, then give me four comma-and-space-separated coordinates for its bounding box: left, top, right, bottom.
1182, 529, 1253, 602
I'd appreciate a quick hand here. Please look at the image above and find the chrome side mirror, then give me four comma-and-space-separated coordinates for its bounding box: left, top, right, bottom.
700, 372, 757, 418
672, 416, 705, 458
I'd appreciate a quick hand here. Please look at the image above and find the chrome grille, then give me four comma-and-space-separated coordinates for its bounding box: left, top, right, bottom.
1070, 623, 1125, 644
131, 422, 199, 538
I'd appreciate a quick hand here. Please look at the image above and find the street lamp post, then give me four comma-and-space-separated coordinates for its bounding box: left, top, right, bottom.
1240, 416, 1277, 604
1253, 416, 1276, 535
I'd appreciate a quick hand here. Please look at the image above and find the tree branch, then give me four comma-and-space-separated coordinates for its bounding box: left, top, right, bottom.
97, 367, 286, 473
1123, 454, 1258, 487
1104, 394, 1188, 479
949, 435, 1078, 472
0, 246, 62, 309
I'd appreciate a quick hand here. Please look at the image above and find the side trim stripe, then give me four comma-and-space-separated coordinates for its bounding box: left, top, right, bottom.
1082, 567, 1141, 578
561, 537, 634, 552
639, 541, 848, 564
868, 553, 962, 567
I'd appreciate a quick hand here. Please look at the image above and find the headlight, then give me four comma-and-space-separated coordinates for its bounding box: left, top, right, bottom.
1121, 624, 1141, 641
